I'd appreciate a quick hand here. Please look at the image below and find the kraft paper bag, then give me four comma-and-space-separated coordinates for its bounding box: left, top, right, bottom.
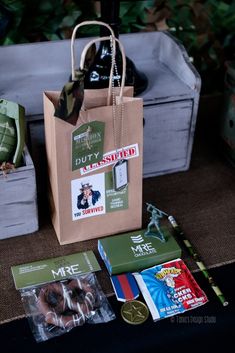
43, 21, 143, 245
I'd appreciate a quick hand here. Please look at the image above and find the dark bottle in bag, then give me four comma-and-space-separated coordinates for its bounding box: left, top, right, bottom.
84, 0, 148, 96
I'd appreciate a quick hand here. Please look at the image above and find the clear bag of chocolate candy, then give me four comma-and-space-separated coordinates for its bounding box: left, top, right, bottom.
20, 272, 115, 342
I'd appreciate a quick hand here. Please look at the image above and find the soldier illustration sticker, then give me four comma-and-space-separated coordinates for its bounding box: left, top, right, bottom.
71, 171, 128, 221
71, 173, 105, 220
71, 121, 105, 171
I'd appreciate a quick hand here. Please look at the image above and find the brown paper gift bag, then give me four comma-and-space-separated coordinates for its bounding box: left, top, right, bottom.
43, 21, 143, 245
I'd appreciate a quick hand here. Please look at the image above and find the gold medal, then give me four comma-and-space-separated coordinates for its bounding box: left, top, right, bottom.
121, 300, 149, 325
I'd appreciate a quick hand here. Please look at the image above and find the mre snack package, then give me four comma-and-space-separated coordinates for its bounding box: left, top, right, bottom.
20, 272, 115, 342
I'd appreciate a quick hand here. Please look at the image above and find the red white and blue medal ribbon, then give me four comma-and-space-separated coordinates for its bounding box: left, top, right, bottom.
111, 273, 139, 302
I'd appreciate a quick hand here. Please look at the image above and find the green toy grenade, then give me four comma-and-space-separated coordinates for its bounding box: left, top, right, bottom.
0, 99, 25, 168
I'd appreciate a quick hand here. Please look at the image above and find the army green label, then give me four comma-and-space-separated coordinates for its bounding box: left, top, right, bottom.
11, 250, 101, 289
105, 171, 128, 212
72, 121, 105, 171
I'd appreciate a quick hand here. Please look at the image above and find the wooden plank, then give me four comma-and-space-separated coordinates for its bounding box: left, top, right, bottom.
143, 100, 193, 177
0, 147, 39, 239
0, 31, 199, 115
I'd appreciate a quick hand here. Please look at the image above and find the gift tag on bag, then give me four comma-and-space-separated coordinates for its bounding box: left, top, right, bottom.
72, 121, 105, 171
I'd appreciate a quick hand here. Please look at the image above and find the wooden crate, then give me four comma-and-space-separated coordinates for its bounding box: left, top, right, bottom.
0, 31, 200, 179
0, 146, 39, 239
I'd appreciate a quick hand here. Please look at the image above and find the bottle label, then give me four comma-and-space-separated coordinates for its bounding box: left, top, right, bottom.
71, 121, 105, 171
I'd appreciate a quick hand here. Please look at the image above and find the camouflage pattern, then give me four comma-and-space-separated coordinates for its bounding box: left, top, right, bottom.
168, 215, 229, 307
54, 44, 96, 126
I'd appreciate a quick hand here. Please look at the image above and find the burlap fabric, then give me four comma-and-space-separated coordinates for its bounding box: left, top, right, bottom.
0, 134, 235, 324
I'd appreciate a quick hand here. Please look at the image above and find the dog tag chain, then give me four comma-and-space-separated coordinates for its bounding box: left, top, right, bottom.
111, 37, 128, 191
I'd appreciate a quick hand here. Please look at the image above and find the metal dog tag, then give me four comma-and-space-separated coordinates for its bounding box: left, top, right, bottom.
113, 159, 128, 191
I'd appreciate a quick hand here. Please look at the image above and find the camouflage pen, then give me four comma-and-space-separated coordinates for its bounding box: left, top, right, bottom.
168, 215, 229, 307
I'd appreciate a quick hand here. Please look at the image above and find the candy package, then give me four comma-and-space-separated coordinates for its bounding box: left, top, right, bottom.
20, 272, 115, 342
133, 258, 208, 321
